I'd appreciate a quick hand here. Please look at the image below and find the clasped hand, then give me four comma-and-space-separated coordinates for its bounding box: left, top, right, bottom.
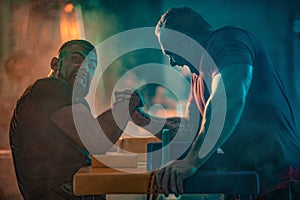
113, 88, 145, 114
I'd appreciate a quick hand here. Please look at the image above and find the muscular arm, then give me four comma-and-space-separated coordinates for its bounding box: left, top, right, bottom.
131, 110, 182, 139
131, 101, 201, 140
50, 102, 131, 154
127, 81, 203, 139
185, 64, 253, 168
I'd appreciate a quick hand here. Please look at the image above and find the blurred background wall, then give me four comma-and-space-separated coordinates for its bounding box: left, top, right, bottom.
0, 0, 300, 199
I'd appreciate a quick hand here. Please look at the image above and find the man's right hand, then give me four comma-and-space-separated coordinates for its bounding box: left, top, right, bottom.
114, 88, 145, 114
114, 88, 152, 126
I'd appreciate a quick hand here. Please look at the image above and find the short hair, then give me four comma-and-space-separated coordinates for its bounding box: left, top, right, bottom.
58, 39, 96, 59
155, 7, 212, 37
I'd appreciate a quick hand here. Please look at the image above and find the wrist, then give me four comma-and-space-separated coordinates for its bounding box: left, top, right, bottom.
112, 101, 131, 125
184, 152, 201, 167
130, 108, 150, 126
190, 167, 198, 176
181, 157, 199, 176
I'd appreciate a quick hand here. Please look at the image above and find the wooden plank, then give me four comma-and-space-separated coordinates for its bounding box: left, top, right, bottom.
117, 137, 160, 154
117, 136, 161, 162
73, 167, 151, 195
73, 167, 260, 196
91, 153, 138, 168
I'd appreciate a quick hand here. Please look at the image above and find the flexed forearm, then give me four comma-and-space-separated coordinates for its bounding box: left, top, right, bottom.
96, 108, 129, 145
131, 108, 183, 139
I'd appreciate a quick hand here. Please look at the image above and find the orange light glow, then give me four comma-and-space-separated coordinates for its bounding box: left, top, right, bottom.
60, 13, 79, 42
64, 3, 74, 13
60, 3, 88, 43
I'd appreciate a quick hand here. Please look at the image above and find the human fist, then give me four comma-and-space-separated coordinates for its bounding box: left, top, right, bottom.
114, 88, 145, 114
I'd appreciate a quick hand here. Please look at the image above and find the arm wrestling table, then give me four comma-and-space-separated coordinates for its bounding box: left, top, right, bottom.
73, 133, 260, 200
73, 166, 259, 200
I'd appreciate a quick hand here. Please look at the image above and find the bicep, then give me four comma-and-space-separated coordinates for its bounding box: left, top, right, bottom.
206, 64, 253, 138
50, 104, 87, 147
186, 100, 202, 130
214, 64, 253, 102
50, 104, 113, 153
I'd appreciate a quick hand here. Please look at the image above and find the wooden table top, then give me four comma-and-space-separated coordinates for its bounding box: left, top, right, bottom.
73, 166, 152, 195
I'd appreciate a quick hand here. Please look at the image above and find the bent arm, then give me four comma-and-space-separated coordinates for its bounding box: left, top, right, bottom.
185, 64, 253, 168
131, 101, 201, 140
131, 112, 182, 139
50, 103, 130, 154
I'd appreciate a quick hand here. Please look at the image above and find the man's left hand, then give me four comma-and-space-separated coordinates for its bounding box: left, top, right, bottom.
155, 159, 197, 197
